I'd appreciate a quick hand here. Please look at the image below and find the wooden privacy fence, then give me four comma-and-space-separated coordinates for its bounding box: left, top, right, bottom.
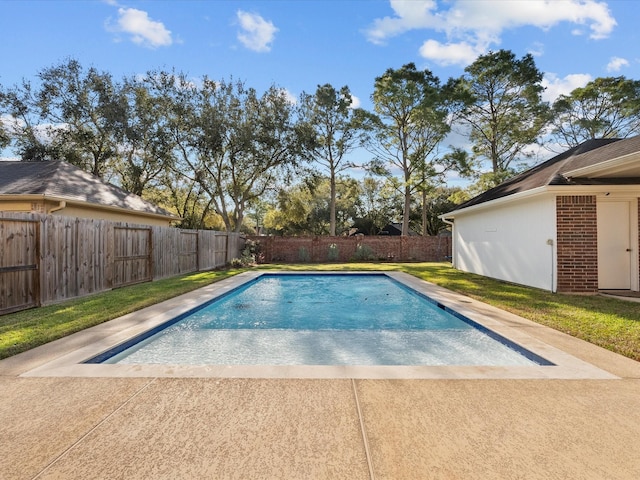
248, 235, 452, 263
0, 218, 40, 314
0, 213, 244, 314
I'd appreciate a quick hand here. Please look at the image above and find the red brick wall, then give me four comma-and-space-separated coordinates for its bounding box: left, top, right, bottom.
247, 235, 452, 263
556, 195, 598, 293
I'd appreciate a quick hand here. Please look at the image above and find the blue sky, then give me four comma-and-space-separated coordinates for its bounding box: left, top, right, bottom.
2, 0, 638, 107
1, 0, 639, 179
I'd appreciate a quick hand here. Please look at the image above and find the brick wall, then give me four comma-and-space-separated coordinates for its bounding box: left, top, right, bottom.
556, 195, 598, 293
247, 235, 452, 264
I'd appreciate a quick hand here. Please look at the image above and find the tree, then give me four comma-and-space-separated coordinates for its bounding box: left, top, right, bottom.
333, 176, 362, 235
35, 59, 127, 177
417, 186, 464, 236
0, 124, 8, 150
264, 176, 324, 235
264, 175, 362, 236
182, 78, 306, 232
298, 84, 366, 236
413, 148, 472, 235
244, 198, 270, 235
114, 75, 177, 195
367, 63, 464, 236
550, 76, 640, 149
353, 176, 403, 235
457, 50, 549, 187
0, 63, 175, 194
156, 169, 222, 230
0, 79, 64, 161
126, 70, 204, 225
0, 89, 10, 149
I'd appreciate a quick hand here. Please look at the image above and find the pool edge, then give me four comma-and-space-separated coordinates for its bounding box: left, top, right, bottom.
16, 270, 621, 380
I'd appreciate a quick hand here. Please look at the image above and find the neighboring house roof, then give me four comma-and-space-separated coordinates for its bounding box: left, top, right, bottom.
0, 160, 178, 219
380, 222, 419, 236
446, 136, 640, 214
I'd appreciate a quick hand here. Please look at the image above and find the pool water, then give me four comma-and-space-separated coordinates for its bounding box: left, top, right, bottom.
96, 274, 547, 366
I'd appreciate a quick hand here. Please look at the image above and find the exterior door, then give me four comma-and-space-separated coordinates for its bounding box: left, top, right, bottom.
597, 201, 632, 289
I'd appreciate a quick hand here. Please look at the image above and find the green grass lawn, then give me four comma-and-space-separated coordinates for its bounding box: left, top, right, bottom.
0, 269, 241, 360
1, 262, 639, 362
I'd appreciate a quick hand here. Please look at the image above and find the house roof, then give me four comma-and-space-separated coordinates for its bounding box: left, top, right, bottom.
380, 222, 419, 236
447, 136, 640, 214
0, 160, 177, 219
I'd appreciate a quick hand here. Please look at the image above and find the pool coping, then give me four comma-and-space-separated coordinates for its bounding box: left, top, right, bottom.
17, 271, 619, 380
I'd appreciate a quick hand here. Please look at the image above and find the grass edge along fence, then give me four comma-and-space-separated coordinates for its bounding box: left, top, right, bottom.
0, 212, 243, 314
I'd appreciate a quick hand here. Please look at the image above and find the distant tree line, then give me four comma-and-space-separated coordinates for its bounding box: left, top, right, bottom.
2, 50, 640, 235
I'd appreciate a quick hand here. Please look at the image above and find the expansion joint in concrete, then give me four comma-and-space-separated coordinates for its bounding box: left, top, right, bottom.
352, 379, 375, 480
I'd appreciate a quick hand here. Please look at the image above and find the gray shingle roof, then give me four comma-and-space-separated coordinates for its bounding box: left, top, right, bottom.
449, 137, 640, 213
0, 160, 177, 218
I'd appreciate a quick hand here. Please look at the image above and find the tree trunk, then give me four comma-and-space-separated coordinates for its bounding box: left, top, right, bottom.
421, 188, 427, 236
402, 182, 411, 236
329, 168, 336, 236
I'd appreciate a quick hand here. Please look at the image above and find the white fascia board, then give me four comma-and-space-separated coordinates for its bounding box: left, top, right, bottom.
440, 183, 640, 220
440, 186, 549, 219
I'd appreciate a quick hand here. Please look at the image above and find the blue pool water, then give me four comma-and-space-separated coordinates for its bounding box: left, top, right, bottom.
91, 274, 550, 366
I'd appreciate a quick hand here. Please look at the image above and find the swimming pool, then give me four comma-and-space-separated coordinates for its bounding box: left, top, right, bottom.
87, 273, 551, 367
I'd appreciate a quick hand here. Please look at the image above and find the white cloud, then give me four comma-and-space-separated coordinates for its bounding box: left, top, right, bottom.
365, 0, 440, 45
110, 7, 173, 48
236, 10, 278, 52
366, 0, 616, 66
419, 40, 483, 66
541, 72, 592, 102
350, 95, 362, 109
606, 56, 629, 72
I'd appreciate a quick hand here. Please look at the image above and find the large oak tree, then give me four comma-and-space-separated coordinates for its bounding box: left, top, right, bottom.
183, 78, 308, 232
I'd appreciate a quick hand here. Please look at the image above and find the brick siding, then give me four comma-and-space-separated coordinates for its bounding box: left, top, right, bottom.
556, 195, 598, 293
247, 235, 452, 264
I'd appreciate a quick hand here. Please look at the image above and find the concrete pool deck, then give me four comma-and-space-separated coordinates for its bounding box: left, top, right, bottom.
1, 272, 640, 479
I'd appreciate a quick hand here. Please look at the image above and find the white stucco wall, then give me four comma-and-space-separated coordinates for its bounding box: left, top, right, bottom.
452, 194, 557, 291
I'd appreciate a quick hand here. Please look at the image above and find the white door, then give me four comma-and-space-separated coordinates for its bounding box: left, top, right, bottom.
597, 201, 632, 289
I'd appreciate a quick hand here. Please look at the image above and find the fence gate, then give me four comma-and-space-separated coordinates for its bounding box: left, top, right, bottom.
0, 218, 40, 314
112, 226, 152, 288
179, 231, 198, 273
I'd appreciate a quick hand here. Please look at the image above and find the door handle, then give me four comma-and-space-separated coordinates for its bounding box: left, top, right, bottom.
627, 249, 632, 252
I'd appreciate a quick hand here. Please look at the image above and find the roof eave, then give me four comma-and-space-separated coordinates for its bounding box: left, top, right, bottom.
440, 186, 549, 219
0, 194, 180, 221
440, 182, 640, 220
564, 151, 640, 178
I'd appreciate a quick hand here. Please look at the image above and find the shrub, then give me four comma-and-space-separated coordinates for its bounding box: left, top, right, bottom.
327, 243, 339, 261
229, 257, 244, 268
228, 239, 265, 268
352, 244, 376, 261
238, 238, 264, 265
298, 246, 311, 262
